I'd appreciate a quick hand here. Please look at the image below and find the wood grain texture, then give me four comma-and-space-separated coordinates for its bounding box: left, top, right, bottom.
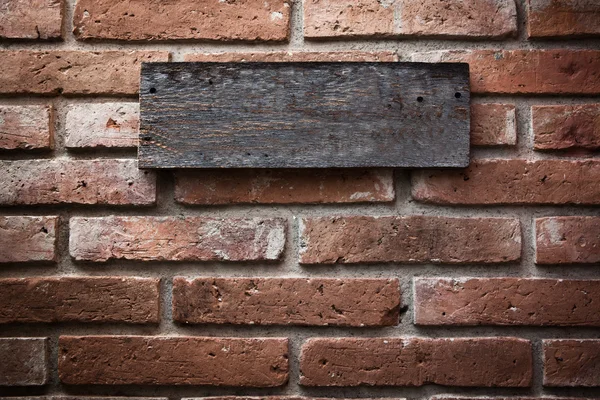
139, 62, 470, 168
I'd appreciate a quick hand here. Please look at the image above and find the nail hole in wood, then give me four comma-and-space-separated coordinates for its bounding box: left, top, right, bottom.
149, 87, 157, 94
455, 92, 462, 98
417, 96, 424, 102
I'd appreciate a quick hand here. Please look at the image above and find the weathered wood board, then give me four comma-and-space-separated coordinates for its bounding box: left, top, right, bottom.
139, 62, 470, 168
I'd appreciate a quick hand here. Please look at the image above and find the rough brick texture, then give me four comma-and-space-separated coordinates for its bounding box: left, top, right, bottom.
0, 0, 62, 39
528, 0, 600, 38
0, 159, 156, 205
304, 0, 517, 39
59, 336, 289, 386
0, 51, 169, 95
65, 102, 139, 149
175, 169, 394, 204
300, 337, 532, 387
304, 0, 395, 39
0, 216, 57, 263
184, 51, 398, 62
0, 105, 53, 150
536, 217, 600, 264
69, 216, 286, 262
73, 0, 291, 42
412, 159, 600, 205
414, 278, 600, 326
0, 338, 48, 386
532, 104, 600, 151
412, 50, 600, 94
299, 216, 521, 264
172, 277, 400, 326
0, 277, 160, 323
471, 103, 516, 146
544, 340, 600, 387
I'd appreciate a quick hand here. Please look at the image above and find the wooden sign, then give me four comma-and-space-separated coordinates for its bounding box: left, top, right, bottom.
139, 62, 470, 169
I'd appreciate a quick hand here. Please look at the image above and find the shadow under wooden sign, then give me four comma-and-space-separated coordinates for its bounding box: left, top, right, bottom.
138, 62, 470, 169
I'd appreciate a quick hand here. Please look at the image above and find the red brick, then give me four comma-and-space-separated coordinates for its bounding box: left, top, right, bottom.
0, 159, 156, 206
304, 0, 395, 38
400, 0, 517, 38
304, 0, 516, 39
544, 340, 600, 386
184, 51, 398, 62
0, 0, 62, 39
412, 159, 600, 205
533, 104, 600, 151
172, 277, 400, 326
300, 337, 532, 387
299, 216, 521, 264
414, 278, 600, 326
175, 169, 394, 205
412, 50, 600, 94
0, 105, 53, 150
528, 0, 600, 38
0, 338, 48, 386
536, 217, 600, 264
69, 217, 286, 262
73, 0, 290, 42
0, 277, 160, 324
0, 216, 57, 263
59, 336, 289, 386
0, 51, 169, 95
471, 103, 516, 146
65, 102, 139, 149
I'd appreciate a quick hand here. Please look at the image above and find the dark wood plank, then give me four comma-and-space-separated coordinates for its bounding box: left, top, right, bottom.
139, 62, 470, 168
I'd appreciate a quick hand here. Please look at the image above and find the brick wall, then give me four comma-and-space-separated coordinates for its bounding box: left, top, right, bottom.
0, 0, 599, 399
